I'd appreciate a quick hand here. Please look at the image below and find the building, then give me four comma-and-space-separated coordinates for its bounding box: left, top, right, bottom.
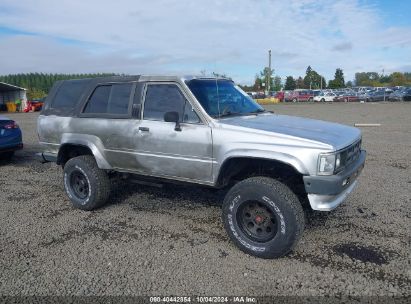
0, 82, 27, 111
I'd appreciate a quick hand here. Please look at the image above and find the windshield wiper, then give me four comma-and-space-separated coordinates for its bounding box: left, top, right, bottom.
249, 109, 266, 114
212, 111, 242, 118
213, 109, 268, 118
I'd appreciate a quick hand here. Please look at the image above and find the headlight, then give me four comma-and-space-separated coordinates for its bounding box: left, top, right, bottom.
318, 153, 336, 175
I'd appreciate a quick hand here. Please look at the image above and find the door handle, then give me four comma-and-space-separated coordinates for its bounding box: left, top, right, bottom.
138, 127, 149, 132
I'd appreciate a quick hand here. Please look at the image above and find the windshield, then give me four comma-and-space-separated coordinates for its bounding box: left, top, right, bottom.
186, 79, 264, 118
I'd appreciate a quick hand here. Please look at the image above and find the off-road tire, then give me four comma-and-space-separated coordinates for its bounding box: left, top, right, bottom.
63, 155, 110, 211
222, 176, 305, 259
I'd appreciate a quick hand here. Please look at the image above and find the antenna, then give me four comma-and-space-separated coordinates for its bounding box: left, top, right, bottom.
215, 75, 221, 117
212, 47, 221, 117
268, 50, 271, 93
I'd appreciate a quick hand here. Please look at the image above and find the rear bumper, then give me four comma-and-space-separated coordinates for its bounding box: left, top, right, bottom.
0, 142, 23, 153
303, 150, 366, 211
36, 152, 57, 163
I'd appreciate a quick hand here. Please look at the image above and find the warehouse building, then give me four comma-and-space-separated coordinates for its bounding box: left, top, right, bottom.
0, 82, 27, 111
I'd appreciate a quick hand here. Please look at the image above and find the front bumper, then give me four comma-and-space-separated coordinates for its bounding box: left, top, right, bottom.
303, 150, 366, 211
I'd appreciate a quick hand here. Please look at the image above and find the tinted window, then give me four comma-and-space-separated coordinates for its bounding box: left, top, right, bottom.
52, 80, 89, 108
183, 103, 200, 123
132, 82, 144, 118
83, 83, 132, 115
84, 86, 111, 113
186, 80, 262, 117
144, 84, 186, 121
108, 83, 132, 114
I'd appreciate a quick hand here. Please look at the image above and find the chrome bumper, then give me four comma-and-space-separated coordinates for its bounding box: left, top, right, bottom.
307, 180, 358, 211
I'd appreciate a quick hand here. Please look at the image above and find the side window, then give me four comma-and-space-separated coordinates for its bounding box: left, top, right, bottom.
107, 83, 132, 114
84, 85, 111, 113
183, 103, 201, 123
143, 84, 186, 121
132, 82, 144, 118
83, 83, 132, 115
52, 80, 89, 109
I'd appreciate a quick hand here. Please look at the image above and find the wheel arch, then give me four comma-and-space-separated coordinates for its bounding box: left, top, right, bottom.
57, 141, 111, 169
218, 155, 304, 186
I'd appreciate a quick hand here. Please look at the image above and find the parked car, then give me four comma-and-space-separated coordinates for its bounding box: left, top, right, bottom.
37, 76, 366, 259
274, 91, 285, 102
334, 91, 359, 102
389, 87, 409, 101
287, 90, 314, 102
0, 115, 23, 159
402, 88, 411, 101
365, 90, 389, 102
313, 92, 336, 102
31, 98, 45, 111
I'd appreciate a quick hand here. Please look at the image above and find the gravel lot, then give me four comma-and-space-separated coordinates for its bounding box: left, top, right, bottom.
0, 103, 410, 298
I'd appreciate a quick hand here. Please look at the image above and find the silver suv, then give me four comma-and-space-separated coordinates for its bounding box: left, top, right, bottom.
37, 75, 366, 258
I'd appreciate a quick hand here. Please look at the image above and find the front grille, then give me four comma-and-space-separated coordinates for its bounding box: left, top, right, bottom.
340, 139, 361, 169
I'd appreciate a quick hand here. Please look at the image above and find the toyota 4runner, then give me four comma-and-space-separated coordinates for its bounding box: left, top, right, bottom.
37, 75, 366, 258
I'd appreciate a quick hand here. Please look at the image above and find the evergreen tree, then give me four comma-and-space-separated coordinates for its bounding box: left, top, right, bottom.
328, 68, 345, 89
0, 73, 117, 94
296, 77, 304, 89
284, 76, 296, 90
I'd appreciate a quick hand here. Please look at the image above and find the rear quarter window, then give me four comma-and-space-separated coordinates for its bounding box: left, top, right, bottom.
52, 80, 90, 109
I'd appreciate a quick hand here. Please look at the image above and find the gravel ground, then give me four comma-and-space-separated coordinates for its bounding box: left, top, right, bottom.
0, 102, 410, 298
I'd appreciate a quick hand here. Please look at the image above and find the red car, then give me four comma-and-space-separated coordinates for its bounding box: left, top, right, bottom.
24, 99, 45, 112
334, 93, 359, 102
274, 91, 285, 101
286, 90, 314, 102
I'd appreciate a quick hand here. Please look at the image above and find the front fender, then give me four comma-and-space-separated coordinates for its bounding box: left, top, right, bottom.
217, 150, 309, 176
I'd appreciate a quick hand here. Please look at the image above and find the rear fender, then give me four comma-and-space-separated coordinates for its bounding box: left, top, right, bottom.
60, 134, 112, 169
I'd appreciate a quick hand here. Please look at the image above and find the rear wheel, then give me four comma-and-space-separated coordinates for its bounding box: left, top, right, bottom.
222, 176, 305, 259
321, 98, 325, 102
63, 155, 110, 210
292, 98, 297, 103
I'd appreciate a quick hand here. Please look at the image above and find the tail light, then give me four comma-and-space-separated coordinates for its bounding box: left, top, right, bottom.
4, 121, 19, 129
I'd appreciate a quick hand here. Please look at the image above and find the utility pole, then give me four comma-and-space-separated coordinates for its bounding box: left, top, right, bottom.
266, 50, 271, 95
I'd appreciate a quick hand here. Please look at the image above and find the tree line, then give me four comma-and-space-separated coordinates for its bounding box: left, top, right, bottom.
240, 67, 411, 92
1, 71, 410, 99
0, 73, 116, 99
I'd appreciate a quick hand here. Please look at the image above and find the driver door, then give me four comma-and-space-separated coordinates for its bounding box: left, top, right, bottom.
134, 82, 213, 183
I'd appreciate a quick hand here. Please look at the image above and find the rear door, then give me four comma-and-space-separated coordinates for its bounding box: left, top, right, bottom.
134, 82, 213, 183
77, 82, 143, 169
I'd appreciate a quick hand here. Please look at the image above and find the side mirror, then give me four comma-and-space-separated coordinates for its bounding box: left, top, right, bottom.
164, 111, 181, 131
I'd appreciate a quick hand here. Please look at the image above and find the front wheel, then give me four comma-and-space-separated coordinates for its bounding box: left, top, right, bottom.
222, 177, 305, 259
63, 155, 111, 210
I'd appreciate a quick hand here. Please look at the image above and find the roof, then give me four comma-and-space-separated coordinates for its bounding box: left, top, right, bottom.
0, 82, 26, 92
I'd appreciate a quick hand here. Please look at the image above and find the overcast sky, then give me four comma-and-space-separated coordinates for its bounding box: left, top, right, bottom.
0, 0, 410, 84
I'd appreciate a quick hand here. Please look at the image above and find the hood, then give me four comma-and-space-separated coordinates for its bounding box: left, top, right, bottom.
219, 113, 361, 150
